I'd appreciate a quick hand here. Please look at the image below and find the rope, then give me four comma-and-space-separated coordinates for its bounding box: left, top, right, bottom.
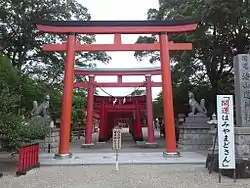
93, 81, 146, 98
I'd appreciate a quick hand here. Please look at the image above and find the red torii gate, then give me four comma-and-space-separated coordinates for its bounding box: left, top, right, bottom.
35, 20, 198, 158
94, 95, 147, 143
74, 67, 161, 145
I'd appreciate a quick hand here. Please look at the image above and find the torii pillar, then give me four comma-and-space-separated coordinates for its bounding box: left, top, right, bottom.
160, 33, 178, 156
98, 101, 106, 142
82, 75, 95, 147
55, 33, 76, 158
145, 74, 156, 145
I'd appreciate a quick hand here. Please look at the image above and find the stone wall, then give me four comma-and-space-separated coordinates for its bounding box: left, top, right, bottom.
37, 128, 60, 153
235, 127, 250, 159
178, 115, 212, 150
178, 126, 212, 150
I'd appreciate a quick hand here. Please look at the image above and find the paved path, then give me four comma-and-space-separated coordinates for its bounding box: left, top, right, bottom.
1, 164, 249, 188
39, 152, 205, 165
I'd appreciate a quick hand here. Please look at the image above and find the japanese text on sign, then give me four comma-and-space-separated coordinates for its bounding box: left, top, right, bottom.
112, 128, 122, 150
240, 55, 250, 123
217, 95, 235, 169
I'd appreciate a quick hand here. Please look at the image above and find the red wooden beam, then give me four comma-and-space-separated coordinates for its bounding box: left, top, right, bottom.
94, 95, 146, 103
74, 82, 162, 88
95, 104, 145, 110
74, 69, 161, 76
43, 42, 192, 52
106, 109, 145, 112
35, 23, 198, 34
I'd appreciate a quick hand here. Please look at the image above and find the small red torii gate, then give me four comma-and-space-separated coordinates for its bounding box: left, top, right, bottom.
74, 68, 160, 145
35, 20, 198, 158
93, 95, 147, 143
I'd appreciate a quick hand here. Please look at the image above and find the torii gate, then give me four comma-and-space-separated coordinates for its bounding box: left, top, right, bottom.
74, 67, 162, 145
35, 19, 198, 158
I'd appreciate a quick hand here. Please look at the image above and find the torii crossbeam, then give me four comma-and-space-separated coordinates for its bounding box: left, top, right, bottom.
34, 19, 198, 158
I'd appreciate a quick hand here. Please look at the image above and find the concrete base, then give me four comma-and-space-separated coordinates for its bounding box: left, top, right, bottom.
54, 153, 73, 159
96, 142, 106, 144
163, 151, 181, 158
81, 143, 95, 148
145, 142, 158, 148
39, 152, 206, 166
135, 141, 158, 148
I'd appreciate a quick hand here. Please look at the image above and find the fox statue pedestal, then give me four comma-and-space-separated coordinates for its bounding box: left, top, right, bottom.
178, 91, 212, 150
178, 114, 212, 150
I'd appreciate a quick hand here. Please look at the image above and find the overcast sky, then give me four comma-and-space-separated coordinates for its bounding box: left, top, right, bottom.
77, 0, 162, 99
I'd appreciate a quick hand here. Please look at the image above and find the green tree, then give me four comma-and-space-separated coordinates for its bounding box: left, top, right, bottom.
136, 0, 250, 112
0, 0, 111, 84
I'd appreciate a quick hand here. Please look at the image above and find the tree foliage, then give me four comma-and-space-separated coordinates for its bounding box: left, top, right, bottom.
140, 0, 250, 116
0, 0, 111, 84
0, 1, 111, 151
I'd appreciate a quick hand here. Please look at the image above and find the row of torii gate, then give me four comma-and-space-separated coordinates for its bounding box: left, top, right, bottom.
75, 67, 162, 144
35, 19, 198, 158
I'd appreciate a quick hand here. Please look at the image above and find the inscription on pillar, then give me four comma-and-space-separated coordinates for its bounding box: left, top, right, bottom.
234, 54, 250, 126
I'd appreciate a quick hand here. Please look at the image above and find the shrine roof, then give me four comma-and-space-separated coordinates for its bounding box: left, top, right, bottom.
74, 66, 161, 76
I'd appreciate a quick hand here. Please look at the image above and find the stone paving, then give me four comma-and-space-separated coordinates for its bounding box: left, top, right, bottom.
1, 164, 250, 188
39, 151, 206, 165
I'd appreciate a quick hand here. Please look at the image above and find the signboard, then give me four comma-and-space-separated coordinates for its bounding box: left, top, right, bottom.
216, 95, 235, 169
112, 128, 122, 150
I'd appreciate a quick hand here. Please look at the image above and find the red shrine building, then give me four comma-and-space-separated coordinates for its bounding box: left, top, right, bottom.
34, 19, 198, 158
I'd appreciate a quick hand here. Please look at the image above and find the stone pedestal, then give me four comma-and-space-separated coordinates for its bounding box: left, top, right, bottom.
178, 115, 211, 150
235, 127, 250, 159
37, 128, 60, 153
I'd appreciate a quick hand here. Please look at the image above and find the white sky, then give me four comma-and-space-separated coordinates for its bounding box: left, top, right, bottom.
77, 0, 162, 99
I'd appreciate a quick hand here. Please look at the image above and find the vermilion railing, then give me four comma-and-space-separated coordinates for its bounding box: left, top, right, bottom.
16, 143, 40, 176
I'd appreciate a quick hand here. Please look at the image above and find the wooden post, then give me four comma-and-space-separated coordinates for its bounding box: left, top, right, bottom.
56, 33, 76, 158
145, 74, 155, 143
159, 33, 178, 156
84, 75, 95, 145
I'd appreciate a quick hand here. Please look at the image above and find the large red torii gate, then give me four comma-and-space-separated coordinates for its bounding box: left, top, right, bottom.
35, 19, 198, 158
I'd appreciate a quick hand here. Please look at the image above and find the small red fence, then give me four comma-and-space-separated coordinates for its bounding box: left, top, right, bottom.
16, 143, 40, 176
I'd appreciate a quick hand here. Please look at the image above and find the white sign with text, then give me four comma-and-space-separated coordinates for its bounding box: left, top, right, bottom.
217, 95, 235, 169
112, 128, 122, 150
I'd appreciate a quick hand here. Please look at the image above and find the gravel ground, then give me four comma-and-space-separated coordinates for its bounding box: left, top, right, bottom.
1, 164, 250, 188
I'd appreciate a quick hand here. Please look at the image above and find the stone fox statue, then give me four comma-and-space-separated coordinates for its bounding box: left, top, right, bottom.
188, 91, 207, 116
31, 94, 50, 118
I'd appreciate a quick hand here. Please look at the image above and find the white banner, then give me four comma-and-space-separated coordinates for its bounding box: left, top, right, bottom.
217, 95, 235, 169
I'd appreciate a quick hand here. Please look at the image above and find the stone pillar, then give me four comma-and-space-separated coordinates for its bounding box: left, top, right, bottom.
234, 54, 250, 127
83, 75, 95, 147
56, 34, 76, 158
